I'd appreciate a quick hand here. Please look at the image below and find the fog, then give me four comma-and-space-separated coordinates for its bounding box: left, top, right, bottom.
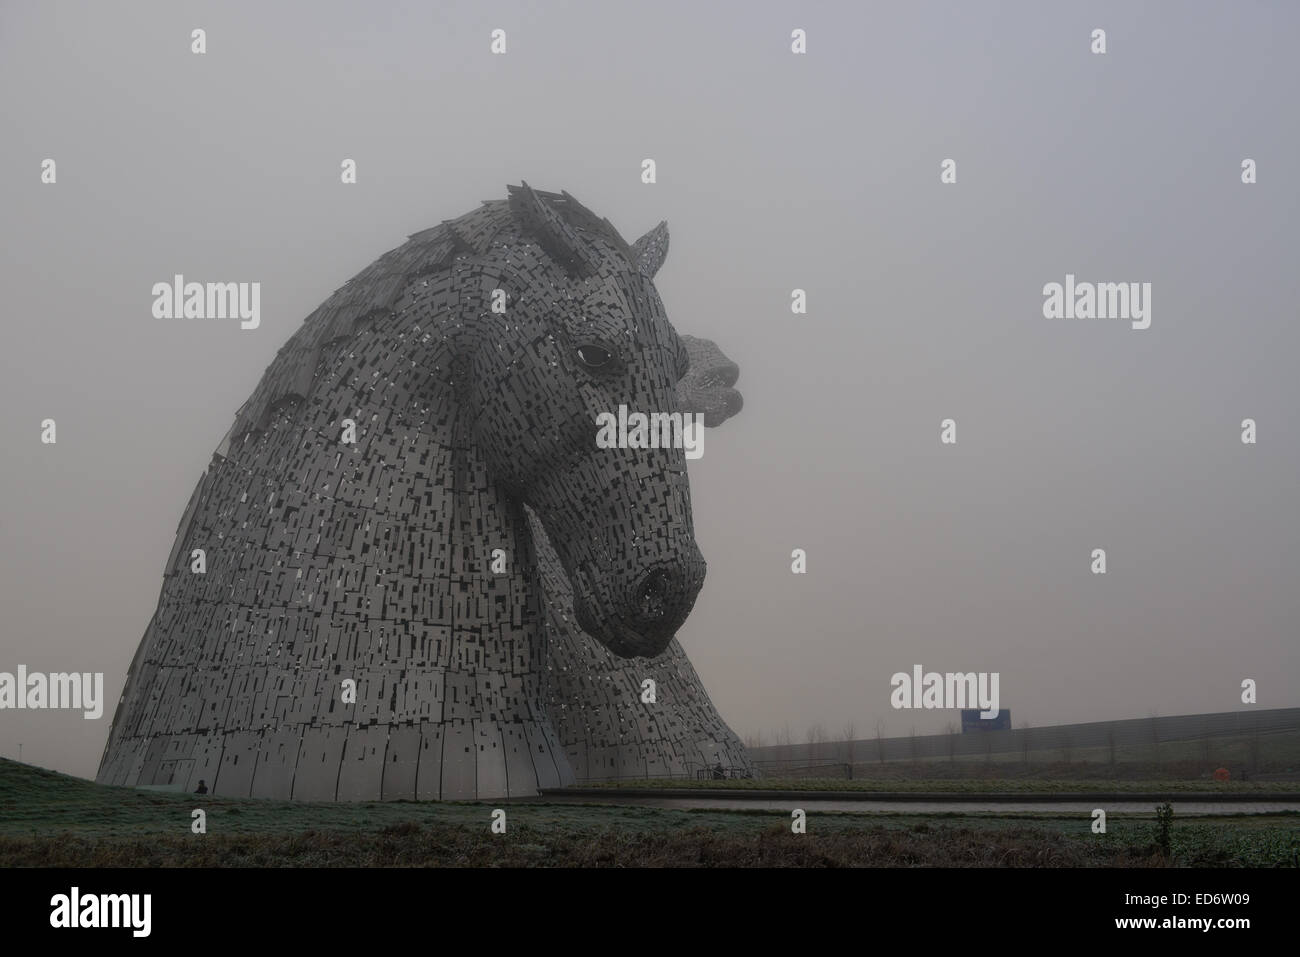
1, 0, 1296, 777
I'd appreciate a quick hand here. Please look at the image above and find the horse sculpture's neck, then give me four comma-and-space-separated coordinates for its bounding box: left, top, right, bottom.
271, 293, 569, 798
100, 260, 574, 800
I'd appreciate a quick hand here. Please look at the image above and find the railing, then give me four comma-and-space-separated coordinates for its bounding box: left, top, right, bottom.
693, 765, 755, 781
572, 762, 756, 785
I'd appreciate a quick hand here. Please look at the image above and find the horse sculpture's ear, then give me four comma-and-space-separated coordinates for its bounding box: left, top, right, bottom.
630, 221, 669, 278
508, 181, 598, 278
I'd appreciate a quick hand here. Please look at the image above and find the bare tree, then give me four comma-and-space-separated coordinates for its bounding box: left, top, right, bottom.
841, 721, 857, 779
775, 724, 793, 768
805, 722, 826, 767
1249, 713, 1261, 777
875, 718, 886, 764
945, 721, 958, 763
1020, 720, 1032, 768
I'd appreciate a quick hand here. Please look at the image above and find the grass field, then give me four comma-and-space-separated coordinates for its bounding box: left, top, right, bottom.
1, 759, 1296, 867
575, 777, 1300, 793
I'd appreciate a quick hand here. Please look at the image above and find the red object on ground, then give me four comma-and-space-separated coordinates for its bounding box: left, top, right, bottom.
1213, 767, 1230, 781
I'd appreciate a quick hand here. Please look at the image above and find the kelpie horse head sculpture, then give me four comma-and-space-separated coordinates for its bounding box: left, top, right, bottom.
98, 185, 719, 799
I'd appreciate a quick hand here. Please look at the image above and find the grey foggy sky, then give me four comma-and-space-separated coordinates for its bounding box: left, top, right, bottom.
1, 0, 1297, 778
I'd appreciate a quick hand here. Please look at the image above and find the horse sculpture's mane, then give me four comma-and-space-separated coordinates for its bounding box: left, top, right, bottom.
221, 188, 663, 446
100, 185, 748, 800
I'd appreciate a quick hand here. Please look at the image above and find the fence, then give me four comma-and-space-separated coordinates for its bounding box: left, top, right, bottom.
747, 707, 1300, 772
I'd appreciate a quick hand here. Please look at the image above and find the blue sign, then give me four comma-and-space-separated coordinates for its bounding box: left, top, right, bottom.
961, 709, 1010, 732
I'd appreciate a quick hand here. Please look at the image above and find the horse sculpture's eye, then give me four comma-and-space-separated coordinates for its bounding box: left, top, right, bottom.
576, 345, 614, 369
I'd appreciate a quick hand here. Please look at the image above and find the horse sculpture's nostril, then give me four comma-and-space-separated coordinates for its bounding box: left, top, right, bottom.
636, 570, 673, 621
626, 564, 701, 648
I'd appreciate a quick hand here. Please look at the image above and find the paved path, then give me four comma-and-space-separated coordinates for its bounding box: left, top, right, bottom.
540, 794, 1300, 816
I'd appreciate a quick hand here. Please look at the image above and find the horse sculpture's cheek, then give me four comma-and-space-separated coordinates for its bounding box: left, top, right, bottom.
474, 416, 584, 495
524, 437, 707, 661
